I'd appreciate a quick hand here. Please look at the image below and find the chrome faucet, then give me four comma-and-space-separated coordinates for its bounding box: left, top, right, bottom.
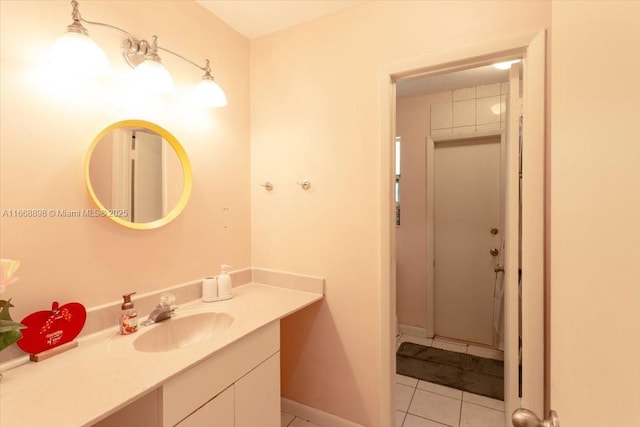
141, 293, 177, 326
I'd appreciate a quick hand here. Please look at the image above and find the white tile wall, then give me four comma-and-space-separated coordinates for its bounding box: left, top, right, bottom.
452, 99, 475, 127
476, 83, 501, 98
430, 103, 453, 129
475, 122, 501, 132
476, 96, 501, 124
452, 125, 476, 134
430, 82, 512, 136
430, 128, 453, 137
453, 86, 476, 101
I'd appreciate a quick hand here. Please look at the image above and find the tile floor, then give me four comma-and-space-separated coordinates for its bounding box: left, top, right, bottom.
281, 412, 320, 427
396, 334, 505, 427
395, 374, 505, 427
281, 335, 505, 427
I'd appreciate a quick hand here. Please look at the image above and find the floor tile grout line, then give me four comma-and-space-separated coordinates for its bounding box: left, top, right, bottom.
406, 388, 462, 427
401, 381, 419, 426
404, 411, 455, 427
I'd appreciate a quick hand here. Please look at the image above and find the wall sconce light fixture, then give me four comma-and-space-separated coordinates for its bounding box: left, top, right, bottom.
50, 0, 227, 107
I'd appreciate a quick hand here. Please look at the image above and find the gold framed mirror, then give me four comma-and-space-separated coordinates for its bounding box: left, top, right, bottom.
85, 120, 192, 230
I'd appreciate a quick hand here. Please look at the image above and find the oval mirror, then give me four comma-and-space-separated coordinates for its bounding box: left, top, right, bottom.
85, 120, 192, 230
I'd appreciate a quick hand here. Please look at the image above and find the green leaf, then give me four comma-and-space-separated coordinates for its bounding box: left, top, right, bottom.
0, 319, 26, 333
0, 299, 16, 321
0, 328, 22, 352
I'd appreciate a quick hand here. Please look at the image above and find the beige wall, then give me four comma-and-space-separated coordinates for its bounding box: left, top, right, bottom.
0, 1, 250, 325
251, 1, 550, 424
550, 1, 640, 424
7, 1, 636, 426
395, 92, 449, 329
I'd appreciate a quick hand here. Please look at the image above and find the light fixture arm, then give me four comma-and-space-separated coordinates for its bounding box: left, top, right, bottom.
157, 47, 215, 81
68, 0, 135, 42
67, 0, 211, 74
157, 46, 206, 72
58, 0, 226, 106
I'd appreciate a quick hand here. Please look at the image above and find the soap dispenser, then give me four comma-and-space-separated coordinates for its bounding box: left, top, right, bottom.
217, 265, 232, 300
120, 292, 138, 335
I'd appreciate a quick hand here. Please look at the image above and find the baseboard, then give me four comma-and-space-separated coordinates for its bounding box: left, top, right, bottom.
281, 398, 363, 427
398, 323, 429, 338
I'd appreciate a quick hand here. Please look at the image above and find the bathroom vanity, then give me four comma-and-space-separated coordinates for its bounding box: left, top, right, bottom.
0, 281, 323, 427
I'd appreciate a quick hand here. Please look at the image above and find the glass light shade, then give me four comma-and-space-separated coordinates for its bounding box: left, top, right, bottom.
194, 78, 227, 108
49, 31, 111, 76
133, 59, 175, 97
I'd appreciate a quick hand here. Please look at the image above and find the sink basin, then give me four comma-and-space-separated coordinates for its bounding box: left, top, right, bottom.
133, 312, 234, 352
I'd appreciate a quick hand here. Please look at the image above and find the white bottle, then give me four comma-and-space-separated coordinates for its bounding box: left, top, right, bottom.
217, 265, 232, 299
202, 276, 218, 302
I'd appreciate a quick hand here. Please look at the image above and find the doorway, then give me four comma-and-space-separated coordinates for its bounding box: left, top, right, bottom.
379, 30, 546, 427
395, 68, 512, 426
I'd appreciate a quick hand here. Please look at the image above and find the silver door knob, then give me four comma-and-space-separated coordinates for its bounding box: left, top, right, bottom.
512, 409, 560, 427
490, 248, 500, 256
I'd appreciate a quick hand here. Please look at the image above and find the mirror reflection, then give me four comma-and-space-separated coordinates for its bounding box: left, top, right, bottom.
85, 120, 192, 229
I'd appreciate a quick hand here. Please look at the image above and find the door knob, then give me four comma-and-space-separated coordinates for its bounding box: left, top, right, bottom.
490, 248, 500, 256
512, 408, 560, 427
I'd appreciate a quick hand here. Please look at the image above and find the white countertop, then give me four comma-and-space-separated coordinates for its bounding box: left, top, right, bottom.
0, 283, 323, 427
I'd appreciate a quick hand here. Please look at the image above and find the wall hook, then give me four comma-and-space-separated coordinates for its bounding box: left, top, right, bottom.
297, 180, 311, 190
260, 182, 273, 191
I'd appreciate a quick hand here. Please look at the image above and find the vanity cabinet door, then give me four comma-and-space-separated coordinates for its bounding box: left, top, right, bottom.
163, 322, 279, 426
235, 352, 280, 427
175, 386, 234, 427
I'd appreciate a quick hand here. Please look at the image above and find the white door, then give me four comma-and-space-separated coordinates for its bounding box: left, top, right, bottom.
433, 136, 502, 346
132, 130, 163, 223
547, 3, 640, 427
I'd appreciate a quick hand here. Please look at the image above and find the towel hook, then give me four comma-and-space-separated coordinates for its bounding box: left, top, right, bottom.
297, 180, 311, 190
260, 182, 274, 191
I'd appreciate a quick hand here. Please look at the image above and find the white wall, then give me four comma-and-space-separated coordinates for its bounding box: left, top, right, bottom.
0, 1, 250, 330
550, 1, 640, 424
251, 2, 550, 424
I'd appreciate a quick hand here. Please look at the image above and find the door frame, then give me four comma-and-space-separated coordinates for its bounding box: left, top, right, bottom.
426, 130, 506, 341
378, 30, 546, 426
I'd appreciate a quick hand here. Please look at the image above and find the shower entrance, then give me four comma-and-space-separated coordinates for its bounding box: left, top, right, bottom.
430, 134, 503, 347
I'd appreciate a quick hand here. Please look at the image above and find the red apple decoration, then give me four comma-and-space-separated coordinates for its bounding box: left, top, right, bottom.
18, 301, 86, 355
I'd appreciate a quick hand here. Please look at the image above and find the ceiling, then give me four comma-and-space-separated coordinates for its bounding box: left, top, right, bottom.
196, 0, 363, 39
195, 1, 517, 97
396, 65, 512, 98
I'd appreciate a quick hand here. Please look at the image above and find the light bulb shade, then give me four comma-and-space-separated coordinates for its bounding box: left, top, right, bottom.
133, 59, 175, 97
194, 78, 227, 108
49, 31, 111, 76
